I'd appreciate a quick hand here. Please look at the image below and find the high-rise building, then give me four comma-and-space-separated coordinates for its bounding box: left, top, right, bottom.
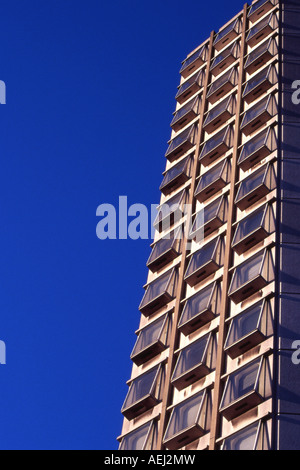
118, 0, 300, 451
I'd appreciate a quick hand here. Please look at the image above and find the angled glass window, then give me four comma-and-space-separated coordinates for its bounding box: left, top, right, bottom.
160, 156, 191, 196
210, 41, 240, 77
195, 159, 231, 203
199, 125, 233, 166
207, 68, 238, 104
238, 127, 276, 171
247, 12, 278, 47
163, 391, 208, 450
191, 196, 228, 240
203, 96, 236, 133
240, 95, 277, 136
153, 190, 187, 233
232, 203, 275, 254
228, 249, 273, 304
221, 421, 270, 450
147, 230, 182, 272
225, 299, 273, 358
166, 124, 198, 162
176, 70, 204, 105
131, 315, 170, 366
180, 45, 207, 79
248, 0, 277, 22
171, 97, 201, 132
243, 64, 277, 104
220, 356, 272, 420
235, 163, 276, 210
119, 421, 156, 450
139, 268, 178, 316
184, 236, 224, 287
214, 18, 242, 51
245, 38, 278, 75
122, 365, 163, 420
171, 333, 215, 390
178, 282, 220, 335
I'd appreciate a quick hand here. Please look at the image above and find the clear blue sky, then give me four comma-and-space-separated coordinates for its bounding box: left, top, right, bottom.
0, 0, 246, 450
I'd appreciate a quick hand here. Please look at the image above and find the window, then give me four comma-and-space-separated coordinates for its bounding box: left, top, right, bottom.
153, 190, 187, 233
238, 127, 276, 171
207, 68, 238, 104
163, 391, 209, 449
214, 18, 242, 51
247, 12, 278, 47
245, 38, 278, 75
119, 421, 157, 450
199, 125, 233, 166
160, 156, 191, 196
228, 250, 273, 304
122, 365, 163, 420
131, 315, 170, 366
147, 231, 182, 272
195, 159, 230, 203
225, 299, 273, 358
235, 163, 276, 210
203, 96, 236, 133
180, 45, 207, 79
248, 0, 277, 23
139, 268, 178, 316
178, 282, 220, 335
220, 356, 272, 420
165, 124, 198, 162
221, 421, 270, 450
210, 41, 240, 77
171, 333, 216, 390
243, 64, 277, 104
240, 95, 277, 136
232, 203, 275, 254
171, 97, 201, 132
176, 71, 204, 105
191, 196, 228, 240
184, 237, 224, 287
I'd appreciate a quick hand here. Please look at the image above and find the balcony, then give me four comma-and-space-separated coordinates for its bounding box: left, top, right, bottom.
172, 333, 215, 390
220, 356, 272, 421
214, 18, 242, 52
171, 97, 200, 132
139, 268, 178, 316
235, 163, 276, 210
165, 124, 198, 163
232, 203, 275, 255
221, 421, 270, 450
178, 282, 220, 335
245, 37, 278, 75
207, 68, 238, 104
195, 159, 230, 203
131, 314, 170, 366
184, 236, 224, 287
238, 127, 276, 171
243, 64, 277, 104
176, 71, 204, 105
180, 45, 207, 79
228, 249, 273, 304
121, 365, 163, 420
160, 156, 191, 197
240, 95, 277, 137
247, 12, 278, 48
153, 190, 187, 233
224, 299, 273, 359
211, 41, 240, 77
119, 421, 156, 450
163, 391, 209, 449
191, 196, 228, 240
248, 0, 278, 24
199, 125, 233, 166
147, 232, 182, 273
203, 95, 236, 134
